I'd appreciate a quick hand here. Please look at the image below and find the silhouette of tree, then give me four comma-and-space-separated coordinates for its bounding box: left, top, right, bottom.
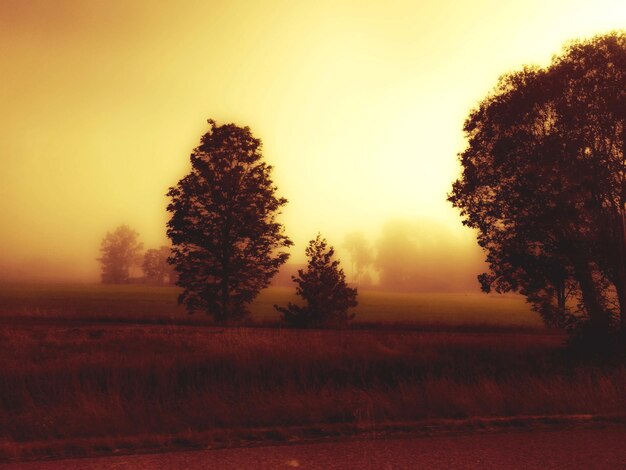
276, 234, 357, 328
167, 120, 292, 323
98, 225, 143, 284
142, 246, 176, 285
449, 32, 626, 333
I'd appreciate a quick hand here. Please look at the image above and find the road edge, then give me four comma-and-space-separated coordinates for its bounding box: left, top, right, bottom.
3, 413, 626, 464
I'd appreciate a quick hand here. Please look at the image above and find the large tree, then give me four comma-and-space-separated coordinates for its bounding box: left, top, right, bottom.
167, 120, 292, 323
98, 225, 143, 284
449, 32, 626, 333
276, 234, 357, 328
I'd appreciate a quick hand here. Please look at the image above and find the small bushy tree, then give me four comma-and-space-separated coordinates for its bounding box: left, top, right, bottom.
98, 225, 143, 284
276, 234, 357, 327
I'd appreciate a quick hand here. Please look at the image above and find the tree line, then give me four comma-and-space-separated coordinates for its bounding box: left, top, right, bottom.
99, 31, 625, 344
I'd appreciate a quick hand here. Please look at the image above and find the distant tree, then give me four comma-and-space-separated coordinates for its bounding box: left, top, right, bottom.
167, 119, 292, 323
98, 225, 143, 284
142, 246, 176, 285
343, 231, 373, 285
448, 32, 626, 334
276, 234, 357, 327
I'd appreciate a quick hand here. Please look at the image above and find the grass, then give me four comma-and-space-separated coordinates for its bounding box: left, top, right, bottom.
0, 283, 542, 328
4, 283, 622, 462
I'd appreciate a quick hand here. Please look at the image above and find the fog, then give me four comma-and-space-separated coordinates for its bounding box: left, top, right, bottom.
0, 216, 485, 293
1, 1, 623, 286
372, 219, 484, 292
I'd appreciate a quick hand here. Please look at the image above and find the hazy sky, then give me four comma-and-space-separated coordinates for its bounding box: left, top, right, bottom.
1, 0, 625, 281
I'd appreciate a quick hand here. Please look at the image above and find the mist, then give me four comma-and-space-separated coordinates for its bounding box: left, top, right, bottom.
373, 219, 485, 292
270, 218, 485, 293
1, 0, 620, 286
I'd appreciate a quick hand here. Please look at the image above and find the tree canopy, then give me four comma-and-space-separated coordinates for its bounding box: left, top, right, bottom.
167, 120, 292, 323
276, 234, 357, 328
98, 225, 143, 284
449, 32, 626, 334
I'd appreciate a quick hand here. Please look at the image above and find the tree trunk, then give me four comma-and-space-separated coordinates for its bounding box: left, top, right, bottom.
573, 257, 609, 331
219, 218, 232, 324
616, 209, 626, 330
618, 126, 626, 331
617, 279, 626, 331
220, 257, 231, 323
555, 278, 566, 311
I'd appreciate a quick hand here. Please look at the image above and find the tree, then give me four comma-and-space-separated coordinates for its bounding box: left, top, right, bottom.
98, 225, 143, 284
142, 246, 176, 285
448, 32, 626, 334
276, 234, 357, 327
343, 231, 374, 286
166, 119, 292, 323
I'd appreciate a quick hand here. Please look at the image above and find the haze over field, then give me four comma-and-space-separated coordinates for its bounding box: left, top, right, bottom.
1, 0, 625, 283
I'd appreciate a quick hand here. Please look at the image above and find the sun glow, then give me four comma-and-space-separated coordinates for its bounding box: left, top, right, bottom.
1, 0, 625, 280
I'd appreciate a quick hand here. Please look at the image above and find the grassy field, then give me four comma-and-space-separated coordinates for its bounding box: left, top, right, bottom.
7, 283, 621, 462
0, 283, 542, 328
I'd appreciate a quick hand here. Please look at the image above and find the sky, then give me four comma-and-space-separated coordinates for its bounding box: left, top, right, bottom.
1, 0, 625, 283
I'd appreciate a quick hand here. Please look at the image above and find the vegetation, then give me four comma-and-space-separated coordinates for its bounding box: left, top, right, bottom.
6, 29, 626, 465
0, 284, 547, 461
0, 283, 541, 328
449, 32, 626, 337
97, 225, 143, 284
4, 320, 626, 462
142, 246, 175, 285
276, 235, 357, 327
166, 120, 292, 323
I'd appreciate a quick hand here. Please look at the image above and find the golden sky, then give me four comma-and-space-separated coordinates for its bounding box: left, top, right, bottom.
1, 0, 625, 281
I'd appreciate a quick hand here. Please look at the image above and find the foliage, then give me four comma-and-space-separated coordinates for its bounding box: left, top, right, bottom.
276, 234, 357, 327
142, 246, 176, 285
166, 120, 292, 323
97, 225, 143, 284
6, 322, 626, 461
449, 32, 626, 333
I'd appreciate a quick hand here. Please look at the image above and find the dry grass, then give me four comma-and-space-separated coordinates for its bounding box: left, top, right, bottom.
3, 322, 626, 461
3, 284, 620, 462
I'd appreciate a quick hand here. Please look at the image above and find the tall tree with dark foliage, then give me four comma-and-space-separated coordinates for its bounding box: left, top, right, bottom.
276, 234, 357, 327
167, 120, 292, 323
98, 225, 143, 284
449, 32, 626, 335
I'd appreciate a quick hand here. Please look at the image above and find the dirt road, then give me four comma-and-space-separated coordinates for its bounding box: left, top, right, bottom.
4, 427, 626, 469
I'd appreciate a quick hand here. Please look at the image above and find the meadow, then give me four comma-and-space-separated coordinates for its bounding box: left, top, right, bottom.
4, 284, 625, 461
0, 283, 541, 328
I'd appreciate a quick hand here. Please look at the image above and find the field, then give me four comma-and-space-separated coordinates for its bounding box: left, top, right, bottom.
4, 284, 625, 462
0, 283, 542, 328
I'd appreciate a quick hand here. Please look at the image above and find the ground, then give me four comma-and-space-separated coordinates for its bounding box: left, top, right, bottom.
2, 284, 624, 463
